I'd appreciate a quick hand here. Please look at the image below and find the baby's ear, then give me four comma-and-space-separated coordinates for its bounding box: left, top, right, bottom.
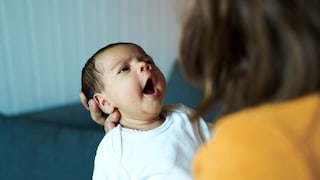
93, 93, 115, 114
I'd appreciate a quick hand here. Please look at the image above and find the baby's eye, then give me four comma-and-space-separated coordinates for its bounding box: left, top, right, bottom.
119, 66, 129, 73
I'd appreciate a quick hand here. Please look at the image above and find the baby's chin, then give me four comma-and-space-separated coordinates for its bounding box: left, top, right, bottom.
140, 106, 164, 119
119, 107, 162, 118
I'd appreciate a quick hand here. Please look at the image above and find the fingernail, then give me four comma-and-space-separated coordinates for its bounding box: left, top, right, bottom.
88, 100, 93, 107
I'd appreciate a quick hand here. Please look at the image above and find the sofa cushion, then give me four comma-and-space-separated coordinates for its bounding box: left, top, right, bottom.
0, 116, 104, 179
12, 103, 101, 130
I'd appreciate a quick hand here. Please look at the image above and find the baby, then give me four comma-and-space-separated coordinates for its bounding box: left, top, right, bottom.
81, 42, 211, 179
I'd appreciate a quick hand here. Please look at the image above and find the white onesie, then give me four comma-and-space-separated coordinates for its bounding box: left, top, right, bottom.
92, 104, 211, 180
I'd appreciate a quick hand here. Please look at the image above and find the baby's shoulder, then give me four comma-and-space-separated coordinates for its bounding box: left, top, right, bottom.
163, 104, 195, 115
163, 104, 211, 142
162, 104, 205, 126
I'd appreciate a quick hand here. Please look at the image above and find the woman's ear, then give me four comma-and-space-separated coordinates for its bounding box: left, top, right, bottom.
93, 93, 115, 114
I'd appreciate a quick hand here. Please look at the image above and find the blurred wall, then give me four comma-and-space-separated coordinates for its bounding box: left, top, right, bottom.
0, 0, 181, 115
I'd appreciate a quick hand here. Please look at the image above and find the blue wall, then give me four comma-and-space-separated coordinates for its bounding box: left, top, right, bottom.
0, 0, 181, 115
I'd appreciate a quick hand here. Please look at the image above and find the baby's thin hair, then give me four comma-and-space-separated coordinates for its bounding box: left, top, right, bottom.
81, 42, 135, 100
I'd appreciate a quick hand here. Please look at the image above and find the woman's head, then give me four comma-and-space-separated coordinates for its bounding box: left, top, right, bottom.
179, 0, 320, 116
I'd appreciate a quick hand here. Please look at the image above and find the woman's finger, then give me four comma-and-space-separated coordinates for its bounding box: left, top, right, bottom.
80, 92, 90, 110
104, 110, 121, 132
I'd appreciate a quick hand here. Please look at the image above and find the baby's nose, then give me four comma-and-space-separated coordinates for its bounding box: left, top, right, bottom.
137, 61, 151, 72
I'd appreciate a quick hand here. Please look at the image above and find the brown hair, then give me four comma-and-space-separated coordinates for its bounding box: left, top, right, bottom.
81, 42, 133, 100
179, 0, 320, 116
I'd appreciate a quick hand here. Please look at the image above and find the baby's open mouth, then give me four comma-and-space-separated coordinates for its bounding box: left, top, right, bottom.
143, 79, 155, 94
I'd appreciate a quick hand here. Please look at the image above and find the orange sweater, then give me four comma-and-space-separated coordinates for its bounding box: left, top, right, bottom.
194, 94, 320, 180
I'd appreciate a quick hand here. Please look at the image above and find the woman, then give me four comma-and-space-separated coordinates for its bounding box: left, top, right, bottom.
81, 0, 320, 179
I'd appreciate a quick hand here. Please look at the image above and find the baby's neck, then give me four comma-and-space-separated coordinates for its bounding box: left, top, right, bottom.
119, 114, 165, 131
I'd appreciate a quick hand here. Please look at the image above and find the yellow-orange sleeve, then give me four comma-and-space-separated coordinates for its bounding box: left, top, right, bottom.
193, 117, 313, 180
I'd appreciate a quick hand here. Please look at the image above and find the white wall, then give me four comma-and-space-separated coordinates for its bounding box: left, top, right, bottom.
0, 0, 181, 115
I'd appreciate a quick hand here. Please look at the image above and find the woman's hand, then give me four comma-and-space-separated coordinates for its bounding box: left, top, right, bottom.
80, 92, 120, 132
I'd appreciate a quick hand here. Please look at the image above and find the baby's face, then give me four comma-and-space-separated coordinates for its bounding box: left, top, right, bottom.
95, 44, 166, 121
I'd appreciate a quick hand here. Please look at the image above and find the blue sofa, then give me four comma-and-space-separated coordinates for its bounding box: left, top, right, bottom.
0, 104, 103, 180
0, 62, 220, 180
